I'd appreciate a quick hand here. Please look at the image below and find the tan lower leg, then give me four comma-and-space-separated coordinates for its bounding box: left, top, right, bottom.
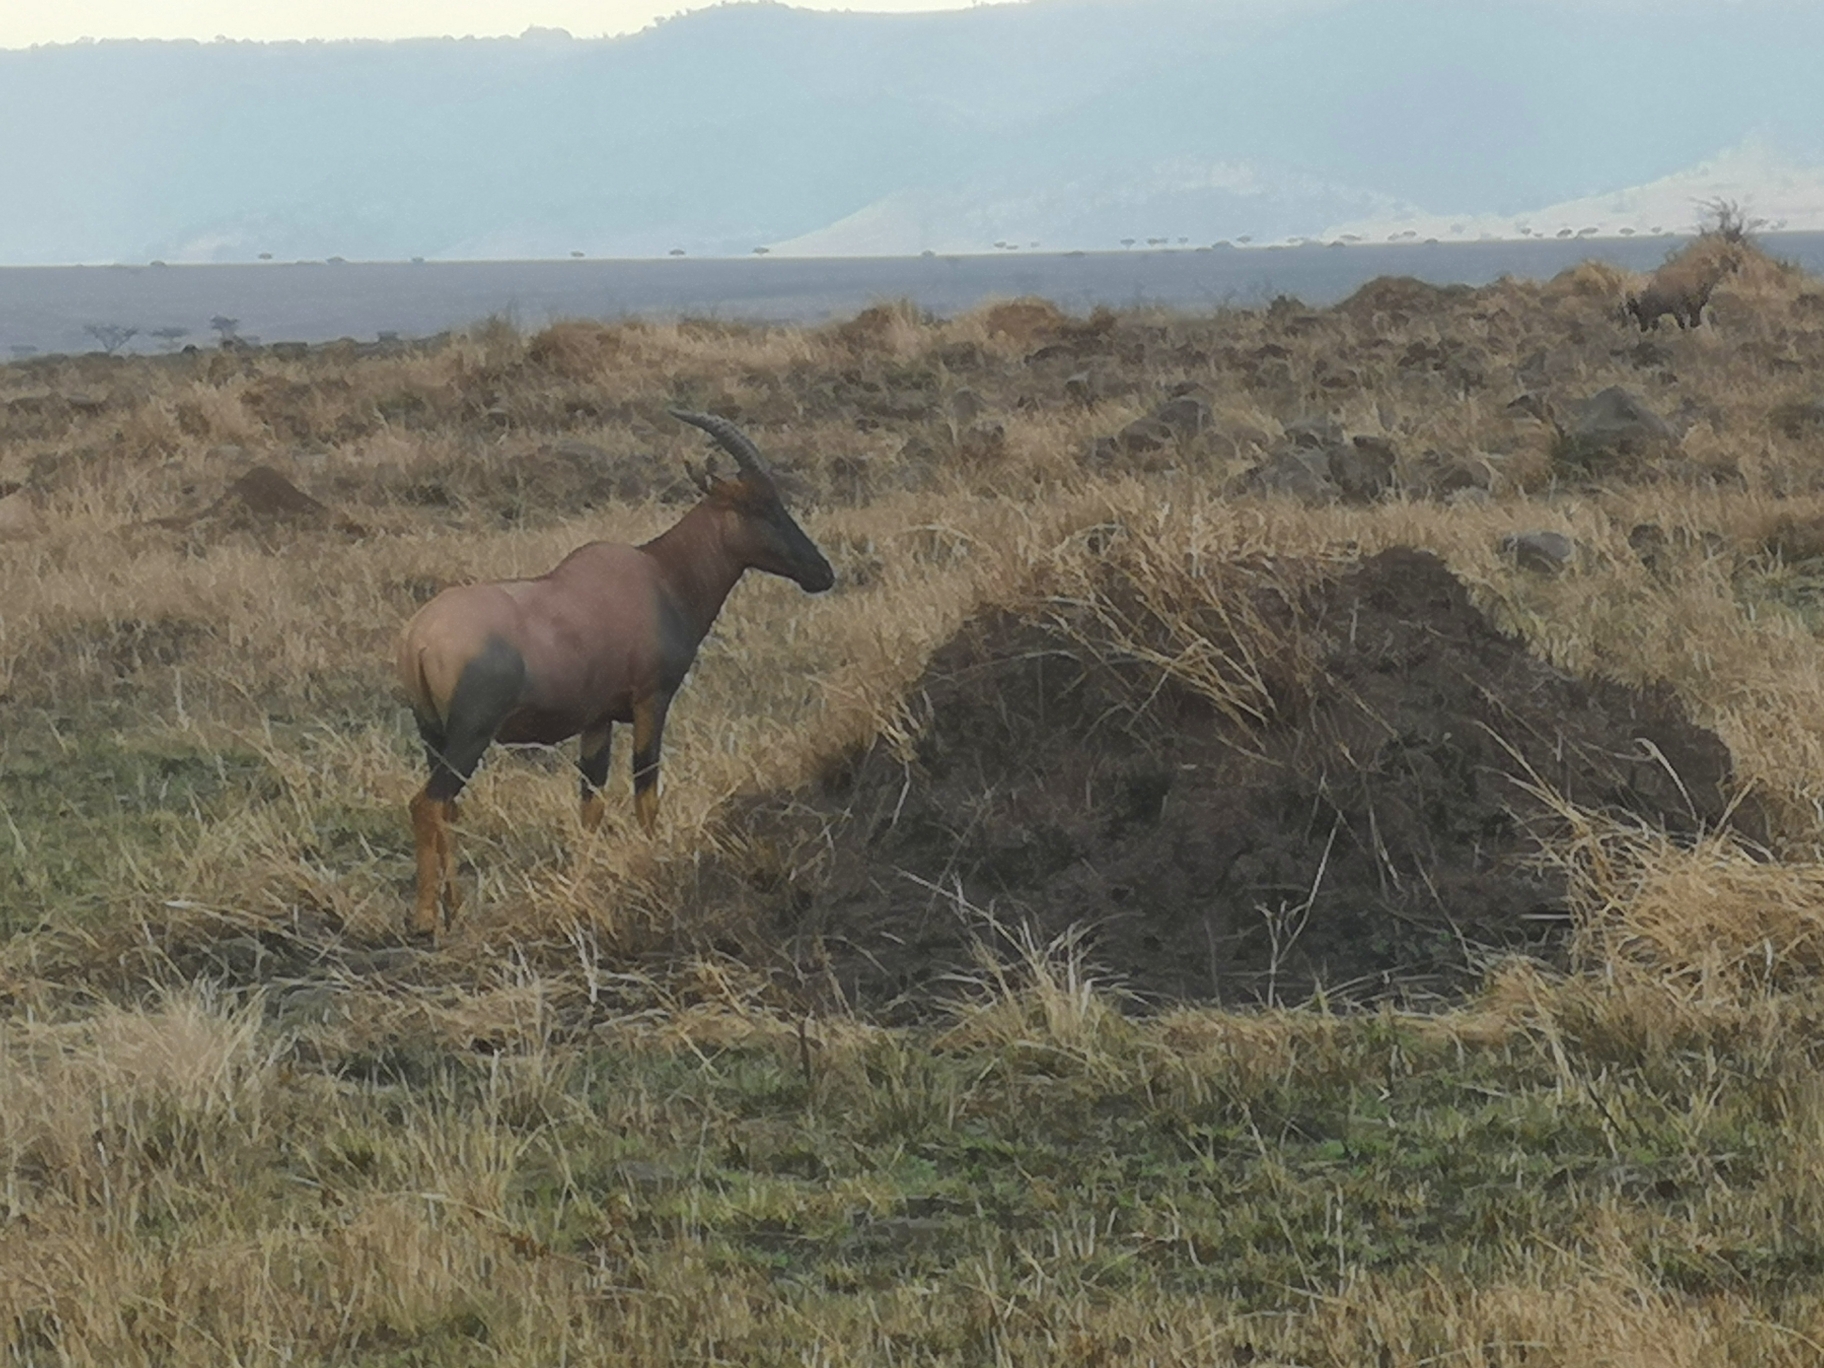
408, 791, 445, 936
437, 799, 461, 927
635, 784, 659, 836
580, 793, 607, 832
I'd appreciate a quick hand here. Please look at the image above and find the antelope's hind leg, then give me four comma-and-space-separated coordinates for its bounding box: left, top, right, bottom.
409, 688, 518, 934
404, 637, 526, 937
409, 788, 455, 937
577, 724, 613, 832
411, 704, 479, 937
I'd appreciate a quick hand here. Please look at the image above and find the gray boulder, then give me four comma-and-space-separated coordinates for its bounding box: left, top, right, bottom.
1328, 436, 1397, 504
1501, 530, 1576, 574
950, 388, 988, 424
1407, 449, 1496, 501
1773, 397, 1824, 439
1116, 415, 1177, 456
1237, 449, 1338, 504
1560, 386, 1678, 470
1153, 394, 1211, 437
1283, 415, 1346, 450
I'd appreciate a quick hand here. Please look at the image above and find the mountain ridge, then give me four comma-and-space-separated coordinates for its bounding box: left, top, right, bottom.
3, 0, 1821, 264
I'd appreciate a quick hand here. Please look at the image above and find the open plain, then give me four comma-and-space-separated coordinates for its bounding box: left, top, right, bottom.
9, 236, 1824, 1363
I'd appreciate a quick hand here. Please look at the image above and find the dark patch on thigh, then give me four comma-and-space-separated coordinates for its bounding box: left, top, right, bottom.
423, 636, 528, 798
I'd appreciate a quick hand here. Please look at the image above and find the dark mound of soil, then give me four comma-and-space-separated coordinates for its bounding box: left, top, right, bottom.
706, 548, 1747, 1015
149, 466, 361, 540
212, 466, 329, 521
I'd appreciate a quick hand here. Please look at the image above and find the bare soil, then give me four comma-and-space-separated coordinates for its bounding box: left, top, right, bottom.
706, 547, 1745, 1015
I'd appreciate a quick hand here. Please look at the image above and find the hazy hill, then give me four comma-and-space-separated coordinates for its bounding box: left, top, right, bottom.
3, 0, 1823, 263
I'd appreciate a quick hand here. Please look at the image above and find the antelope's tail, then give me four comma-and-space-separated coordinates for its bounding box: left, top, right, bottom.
396, 627, 444, 730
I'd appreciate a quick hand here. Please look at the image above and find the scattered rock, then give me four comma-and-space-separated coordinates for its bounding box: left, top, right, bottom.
949, 389, 987, 424
1153, 394, 1211, 437
1761, 514, 1824, 563
1629, 522, 1728, 573
1501, 530, 1576, 574
958, 421, 1006, 463
1406, 450, 1495, 501
1203, 422, 1276, 467
1506, 391, 1558, 427
1619, 339, 1674, 370
1771, 398, 1824, 440
1283, 415, 1346, 450
1559, 387, 1679, 472
275, 983, 344, 1028
0, 491, 42, 540
1237, 449, 1337, 504
1328, 435, 1397, 504
1627, 522, 1667, 568
1115, 416, 1176, 456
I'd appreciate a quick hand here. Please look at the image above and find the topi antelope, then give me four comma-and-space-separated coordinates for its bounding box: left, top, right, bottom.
1626, 242, 1742, 331
396, 410, 834, 937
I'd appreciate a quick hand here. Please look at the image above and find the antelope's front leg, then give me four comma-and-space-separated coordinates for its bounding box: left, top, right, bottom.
578, 724, 613, 832
631, 693, 672, 836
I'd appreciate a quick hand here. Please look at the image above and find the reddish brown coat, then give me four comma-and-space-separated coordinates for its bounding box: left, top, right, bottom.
395, 411, 833, 938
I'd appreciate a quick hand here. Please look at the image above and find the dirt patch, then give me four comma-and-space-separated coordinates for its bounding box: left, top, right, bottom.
703, 548, 1748, 1016
212, 466, 331, 521
148, 466, 364, 540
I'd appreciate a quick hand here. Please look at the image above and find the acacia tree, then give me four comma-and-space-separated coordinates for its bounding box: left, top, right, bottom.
83, 324, 138, 355
1697, 197, 1761, 244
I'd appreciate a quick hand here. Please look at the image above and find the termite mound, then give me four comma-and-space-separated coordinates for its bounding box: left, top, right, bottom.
705, 547, 1749, 1017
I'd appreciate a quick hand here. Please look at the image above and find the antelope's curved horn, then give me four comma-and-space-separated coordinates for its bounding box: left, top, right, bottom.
669, 409, 773, 484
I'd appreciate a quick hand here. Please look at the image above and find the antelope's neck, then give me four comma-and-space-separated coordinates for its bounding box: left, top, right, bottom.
640, 502, 745, 643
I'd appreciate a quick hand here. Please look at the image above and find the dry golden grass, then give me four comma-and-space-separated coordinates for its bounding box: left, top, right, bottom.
7, 239, 1824, 1362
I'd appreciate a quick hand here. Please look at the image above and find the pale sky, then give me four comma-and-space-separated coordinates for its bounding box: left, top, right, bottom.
0, 0, 996, 48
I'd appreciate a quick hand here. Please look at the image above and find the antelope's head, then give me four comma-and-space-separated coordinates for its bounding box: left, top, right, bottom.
671, 409, 835, 593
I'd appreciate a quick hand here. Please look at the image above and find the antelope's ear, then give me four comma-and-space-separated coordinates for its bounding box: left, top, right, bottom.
684, 458, 716, 495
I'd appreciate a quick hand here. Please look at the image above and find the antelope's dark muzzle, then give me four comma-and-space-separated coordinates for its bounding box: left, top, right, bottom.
798, 555, 835, 594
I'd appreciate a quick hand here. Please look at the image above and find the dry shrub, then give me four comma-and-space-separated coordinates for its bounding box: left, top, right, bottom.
0, 990, 276, 1216
935, 921, 1135, 1069
1559, 813, 1824, 1002
111, 399, 185, 460
524, 319, 623, 380
1289, 1265, 1823, 1368
170, 383, 265, 448
1722, 239, 1804, 298
1543, 258, 1632, 305
977, 295, 1069, 348
831, 299, 929, 357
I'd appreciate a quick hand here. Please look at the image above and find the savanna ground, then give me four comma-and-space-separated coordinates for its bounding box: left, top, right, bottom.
10, 229, 1824, 1363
